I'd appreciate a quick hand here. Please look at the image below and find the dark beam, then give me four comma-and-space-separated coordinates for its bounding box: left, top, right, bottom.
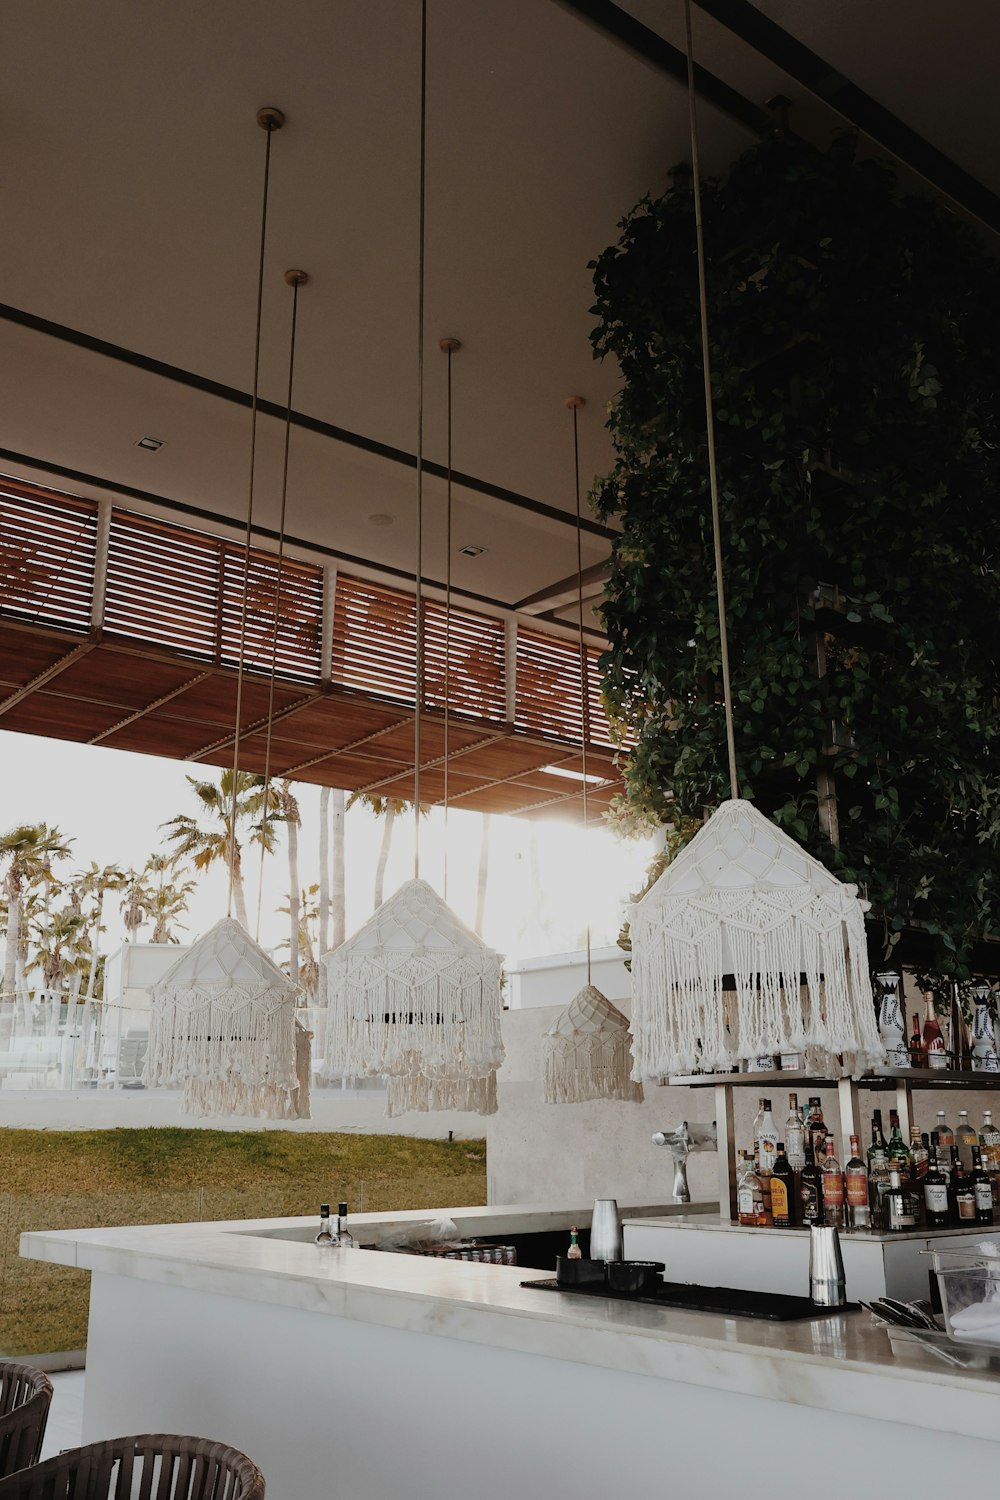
692, 0, 1000, 236
0, 640, 96, 716
88, 670, 214, 745
556, 0, 769, 135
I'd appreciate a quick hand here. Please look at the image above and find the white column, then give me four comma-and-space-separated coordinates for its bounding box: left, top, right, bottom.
504, 618, 517, 724
91, 499, 112, 628
321, 566, 337, 682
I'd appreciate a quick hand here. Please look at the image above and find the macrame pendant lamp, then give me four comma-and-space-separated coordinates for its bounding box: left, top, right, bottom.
323, 877, 504, 1092
544, 984, 643, 1104
147, 115, 310, 1119
147, 916, 306, 1118
628, 800, 882, 1078
627, 6, 883, 1083
385, 1067, 498, 1118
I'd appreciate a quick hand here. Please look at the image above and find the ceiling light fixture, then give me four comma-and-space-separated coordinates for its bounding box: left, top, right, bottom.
459, 543, 487, 558
539, 764, 607, 785
135, 436, 165, 451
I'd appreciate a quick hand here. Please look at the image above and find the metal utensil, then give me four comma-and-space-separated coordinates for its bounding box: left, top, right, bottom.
590, 1199, 623, 1262
808, 1224, 846, 1306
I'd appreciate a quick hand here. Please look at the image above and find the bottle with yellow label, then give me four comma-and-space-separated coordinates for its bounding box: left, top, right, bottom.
770, 1142, 795, 1227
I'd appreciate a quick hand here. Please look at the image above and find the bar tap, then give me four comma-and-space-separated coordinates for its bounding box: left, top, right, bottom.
652, 1121, 718, 1203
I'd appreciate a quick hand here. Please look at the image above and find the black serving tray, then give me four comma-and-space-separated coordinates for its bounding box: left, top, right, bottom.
520, 1276, 857, 1322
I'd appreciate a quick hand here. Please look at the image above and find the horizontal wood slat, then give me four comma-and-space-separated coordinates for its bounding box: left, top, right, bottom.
0, 480, 97, 633
514, 627, 615, 748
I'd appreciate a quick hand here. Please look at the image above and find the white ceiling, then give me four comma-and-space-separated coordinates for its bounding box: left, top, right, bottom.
1, 0, 995, 617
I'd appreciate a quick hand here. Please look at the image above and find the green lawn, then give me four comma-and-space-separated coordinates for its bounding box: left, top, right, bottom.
0, 1129, 487, 1356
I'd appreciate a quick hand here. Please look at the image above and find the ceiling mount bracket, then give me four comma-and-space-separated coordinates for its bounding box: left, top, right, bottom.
284, 269, 309, 287
256, 106, 285, 132
564, 396, 585, 410
439, 337, 462, 354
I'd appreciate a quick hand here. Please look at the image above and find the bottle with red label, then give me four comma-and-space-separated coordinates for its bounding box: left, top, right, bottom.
922, 993, 948, 1070
845, 1135, 870, 1230
821, 1132, 845, 1228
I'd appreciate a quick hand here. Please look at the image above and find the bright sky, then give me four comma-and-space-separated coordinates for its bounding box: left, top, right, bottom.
0, 731, 656, 966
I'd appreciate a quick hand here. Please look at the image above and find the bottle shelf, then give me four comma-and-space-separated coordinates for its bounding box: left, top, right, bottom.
669, 1069, 1000, 1091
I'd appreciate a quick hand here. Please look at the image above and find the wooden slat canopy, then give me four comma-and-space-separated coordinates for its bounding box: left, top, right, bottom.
0, 476, 627, 821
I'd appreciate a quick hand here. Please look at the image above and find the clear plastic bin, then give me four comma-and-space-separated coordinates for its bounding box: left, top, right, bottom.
926, 1240, 1000, 1345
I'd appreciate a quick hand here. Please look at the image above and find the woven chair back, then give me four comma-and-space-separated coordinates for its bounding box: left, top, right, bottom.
0, 1363, 53, 1478
0, 1433, 265, 1499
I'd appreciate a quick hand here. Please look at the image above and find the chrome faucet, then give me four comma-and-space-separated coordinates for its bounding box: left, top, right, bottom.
652, 1121, 718, 1203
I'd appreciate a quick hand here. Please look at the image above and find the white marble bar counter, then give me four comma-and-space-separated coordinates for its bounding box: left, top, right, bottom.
21, 1203, 1000, 1500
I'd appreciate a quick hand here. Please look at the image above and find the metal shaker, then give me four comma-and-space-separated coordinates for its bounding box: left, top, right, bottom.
590, 1199, 623, 1262
808, 1223, 846, 1306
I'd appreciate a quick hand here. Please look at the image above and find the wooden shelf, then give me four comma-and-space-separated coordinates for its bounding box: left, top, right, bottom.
669, 1069, 1000, 1091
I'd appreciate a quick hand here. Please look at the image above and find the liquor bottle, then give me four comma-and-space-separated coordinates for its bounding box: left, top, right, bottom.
868, 1147, 890, 1231
566, 1226, 583, 1260
923, 1151, 951, 1229
800, 1143, 824, 1227
315, 1203, 335, 1246
922, 993, 948, 1070
951, 1158, 977, 1226
886, 1169, 916, 1232
737, 1160, 768, 1227
930, 1131, 950, 1186
909, 1012, 928, 1069
845, 1135, 870, 1230
770, 1143, 796, 1227
867, 1109, 888, 1169
972, 1148, 995, 1226
877, 971, 909, 1067
909, 1126, 928, 1181
335, 1202, 355, 1248
751, 1098, 765, 1166
971, 984, 1000, 1072
956, 1109, 978, 1171
935, 1109, 955, 1154
805, 1097, 827, 1159
755, 1098, 779, 1171
821, 1133, 845, 1229
980, 1110, 1000, 1206
886, 1110, 910, 1175
784, 1094, 806, 1175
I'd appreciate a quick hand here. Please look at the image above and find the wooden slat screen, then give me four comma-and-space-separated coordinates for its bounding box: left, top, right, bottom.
0, 481, 97, 633
331, 575, 506, 721
514, 627, 615, 747
104, 510, 324, 682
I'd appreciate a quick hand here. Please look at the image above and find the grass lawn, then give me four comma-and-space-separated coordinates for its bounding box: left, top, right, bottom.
0, 1129, 486, 1356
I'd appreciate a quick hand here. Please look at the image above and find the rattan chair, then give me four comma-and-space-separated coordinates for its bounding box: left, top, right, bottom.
0, 1362, 53, 1478
0, 1433, 265, 1499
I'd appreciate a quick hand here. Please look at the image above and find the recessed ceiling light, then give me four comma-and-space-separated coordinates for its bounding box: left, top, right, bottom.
459, 543, 487, 558
540, 764, 608, 785
135, 436, 165, 452
368, 512, 395, 526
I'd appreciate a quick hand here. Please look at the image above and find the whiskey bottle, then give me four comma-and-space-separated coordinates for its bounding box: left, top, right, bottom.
923, 1151, 950, 1229
784, 1094, 806, 1175
770, 1143, 796, 1227
805, 1097, 827, 1159
956, 1109, 979, 1170
972, 1148, 995, 1226
867, 1109, 888, 1169
335, 1201, 356, 1248
909, 1126, 928, 1181
951, 1159, 977, 1226
980, 1109, 1000, 1205
886, 1170, 916, 1232
845, 1135, 870, 1230
800, 1143, 824, 1227
887, 1110, 910, 1174
315, 1203, 335, 1246
738, 1161, 767, 1227
821, 1132, 845, 1229
868, 1147, 890, 1231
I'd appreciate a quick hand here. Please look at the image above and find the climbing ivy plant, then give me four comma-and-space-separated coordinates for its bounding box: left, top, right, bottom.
591, 133, 1000, 976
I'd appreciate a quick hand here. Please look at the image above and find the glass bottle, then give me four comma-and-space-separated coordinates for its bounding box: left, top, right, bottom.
923, 1150, 950, 1229
935, 1109, 955, 1153
751, 1098, 765, 1166
566, 1226, 583, 1260
737, 1160, 767, 1227
315, 1203, 335, 1246
956, 1109, 978, 1170
868, 1147, 890, 1231
886, 1169, 916, 1232
805, 1097, 827, 1160
335, 1201, 355, 1248
886, 1110, 910, 1174
972, 1148, 995, 1226
800, 1143, 824, 1227
909, 1126, 928, 1181
972, 985, 1000, 1073
755, 1098, 779, 1171
820, 1132, 845, 1229
758, 1138, 776, 1218
877, 971, 909, 1067
922, 993, 948, 1070
909, 1012, 927, 1069
930, 1131, 950, 1186
784, 1093, 806, 1175
867, 1109, 888, 1169
980, 1110, 1000, 1205
845, 1134, 870, 1230
951, 1157, 976, 1226
770, 1143, 796, 1227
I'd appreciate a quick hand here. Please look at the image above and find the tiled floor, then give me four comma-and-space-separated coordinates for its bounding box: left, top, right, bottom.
41, 1370, 85, 1458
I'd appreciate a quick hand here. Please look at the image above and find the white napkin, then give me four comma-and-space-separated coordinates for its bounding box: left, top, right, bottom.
950, 1301, 1000, 1344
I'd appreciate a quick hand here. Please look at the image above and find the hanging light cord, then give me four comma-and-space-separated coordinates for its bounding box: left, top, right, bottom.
413, 0, 428, 879
683, 0, 740, 802
227, 109, 282, 919
569, 397, 592, 987
442, 338, 455, 898
255, 270, 305, 940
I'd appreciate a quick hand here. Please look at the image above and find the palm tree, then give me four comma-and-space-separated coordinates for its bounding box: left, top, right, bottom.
145, 853, 196, 943
330, 788, 346, 949
273, 782, 302, 984
72, 862, 125, 1001
318, 785, 330, 955
0, 823, 73, 1018
348, 795, 410, 909
27, 903, 90, 991
475, 813, 491, 936
118, 866, 156, 942
278, 883, 320, 1001
161, 770, 278, 930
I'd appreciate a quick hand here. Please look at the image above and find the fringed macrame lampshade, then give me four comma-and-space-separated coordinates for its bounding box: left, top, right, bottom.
543, 985, 644, 1104
385, 1068, 498, 1118
323, 878, 505, 1097
628, 800, 884, 1080
146, 916, 309, 1119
